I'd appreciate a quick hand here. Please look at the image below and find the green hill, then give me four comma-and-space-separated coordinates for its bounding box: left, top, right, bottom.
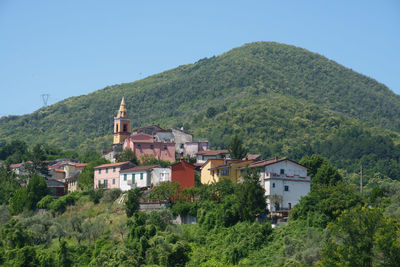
1, 41, 400, 179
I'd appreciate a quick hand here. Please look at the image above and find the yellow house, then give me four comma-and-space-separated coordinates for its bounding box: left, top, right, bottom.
200, 159, 253, 184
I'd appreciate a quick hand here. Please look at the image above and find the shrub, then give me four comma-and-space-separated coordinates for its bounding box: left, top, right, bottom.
101, 189, 122, 203
37, 195, 54, 209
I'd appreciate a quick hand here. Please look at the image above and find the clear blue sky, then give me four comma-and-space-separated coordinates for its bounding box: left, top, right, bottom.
0, 0, 399, 117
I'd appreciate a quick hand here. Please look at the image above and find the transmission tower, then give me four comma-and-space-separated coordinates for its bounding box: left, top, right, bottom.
41, 94, 50, 107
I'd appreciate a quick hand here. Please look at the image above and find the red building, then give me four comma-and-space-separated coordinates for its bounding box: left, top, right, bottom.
171, 160, 195, 188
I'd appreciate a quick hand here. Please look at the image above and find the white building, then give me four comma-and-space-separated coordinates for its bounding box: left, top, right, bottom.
119, 165, 171, 191
195, 149, 230, 164
242, 158, 310, 212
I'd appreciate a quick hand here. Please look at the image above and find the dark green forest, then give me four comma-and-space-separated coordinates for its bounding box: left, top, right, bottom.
1, 154, 400, 266
1, 42, 400, 182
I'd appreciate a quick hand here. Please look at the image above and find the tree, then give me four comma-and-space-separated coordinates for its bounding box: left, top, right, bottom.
236, 168, 266, 220
322, 205, 400, 267
126, 188, 142, 217
313, 162, 342, 187
299, 154, 327, 178
78, 158, 109, 190
58, 240, 72, 267
229, 134, 247, 160
117, 149, 138, 165
26, 174, 49, 210
150, 182, 180, 203
26, 144, 49, 176
268, 194, 283, 211
299, 155, 342, 188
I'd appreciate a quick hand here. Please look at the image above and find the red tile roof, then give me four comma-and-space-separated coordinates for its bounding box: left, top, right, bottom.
120, 165, 160, 173
94, 161, 131, 169
75, 163, 88, 168
196, 149, 229, 156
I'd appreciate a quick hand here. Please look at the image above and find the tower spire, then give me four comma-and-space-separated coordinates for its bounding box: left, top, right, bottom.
113, 97, 131, 145
117, 97, 127, 118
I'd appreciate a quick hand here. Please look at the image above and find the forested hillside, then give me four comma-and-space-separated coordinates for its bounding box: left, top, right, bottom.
1, 42, 400, 180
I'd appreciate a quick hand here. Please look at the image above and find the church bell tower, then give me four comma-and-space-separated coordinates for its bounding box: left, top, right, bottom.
113, 97, 131, 145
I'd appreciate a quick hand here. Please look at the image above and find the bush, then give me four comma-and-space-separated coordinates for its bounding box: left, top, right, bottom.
49, 192, 81, 213
101, 189, 122, 203
37, 195, 54, 209
89, 189, 104, 204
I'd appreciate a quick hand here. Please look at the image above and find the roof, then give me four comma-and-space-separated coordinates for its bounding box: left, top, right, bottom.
196, 149, 229, 156
94, 161, 131, 169
243, 154, 261, 161
120, 165, 160, 173
209, 160, 253, 170
75, 163, 88, 168
237, 158, 308, 170
9, 162, 25, 168
46, 179, 66, 187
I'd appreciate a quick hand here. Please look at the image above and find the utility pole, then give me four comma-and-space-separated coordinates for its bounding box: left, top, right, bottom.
360, 164, 363, 194
41, 94, 50, 107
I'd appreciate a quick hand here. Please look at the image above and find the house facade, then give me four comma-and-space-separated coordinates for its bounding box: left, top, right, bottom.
241, 158, 310, 212
196, 150, 230, 164
123, 133, 176, 163
93, 161, 136, 189
208, 160, 253, 183
171, 160, 195, 188
119, 165, 158, 190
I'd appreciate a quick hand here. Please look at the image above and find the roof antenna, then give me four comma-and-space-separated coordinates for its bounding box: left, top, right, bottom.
41, 94, 50, 107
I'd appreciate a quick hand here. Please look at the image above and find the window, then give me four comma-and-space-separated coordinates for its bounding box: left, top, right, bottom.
284, 185, 289, 191
288, 203, 292, 209
123, 124, 127, 132
98, 169, 101, 174
104, 179, 108, 188
280, 169, 285, 175
150, 144, 154, 149
113, 179, 115, 185
137, 144, 141, 148
124, 174, 127, 181
116, 124, 119, 132
164, 145, 167, 150
180, 143, 184, 149
98, 180, 101, 187
221, 169, 230, 176
113, 167, 116, 172
272, 183, 275, 188
106, 168, 109, 173
140, 173, 143, 180
132, 173, 135, 182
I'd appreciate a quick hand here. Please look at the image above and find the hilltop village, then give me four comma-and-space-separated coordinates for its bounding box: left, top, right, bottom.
8, 98, 311, 217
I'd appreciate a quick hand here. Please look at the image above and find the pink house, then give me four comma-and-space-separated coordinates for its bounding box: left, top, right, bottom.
93, 161, 136, 189
123, 133, 176, 163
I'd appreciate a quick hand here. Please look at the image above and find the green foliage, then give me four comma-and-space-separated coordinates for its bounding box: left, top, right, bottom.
88, 189, 103, 204
290, 183, 362, 227
101, 188, 121, 203
26, 174, 49, 210
140, 153, 171, 167
78, 158, 109, 190
0, 166, 20, 205
321, 205, 400, 267
228, 134, 247, 160
236, 168, 267, 220
117, 148, 138, 165
1, 42, 400, 183
125, 188, 142, 217
150, 181, 180, 203
9, 188, 28, 215
49, 192, 81, 214
36, 195, 54, 209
